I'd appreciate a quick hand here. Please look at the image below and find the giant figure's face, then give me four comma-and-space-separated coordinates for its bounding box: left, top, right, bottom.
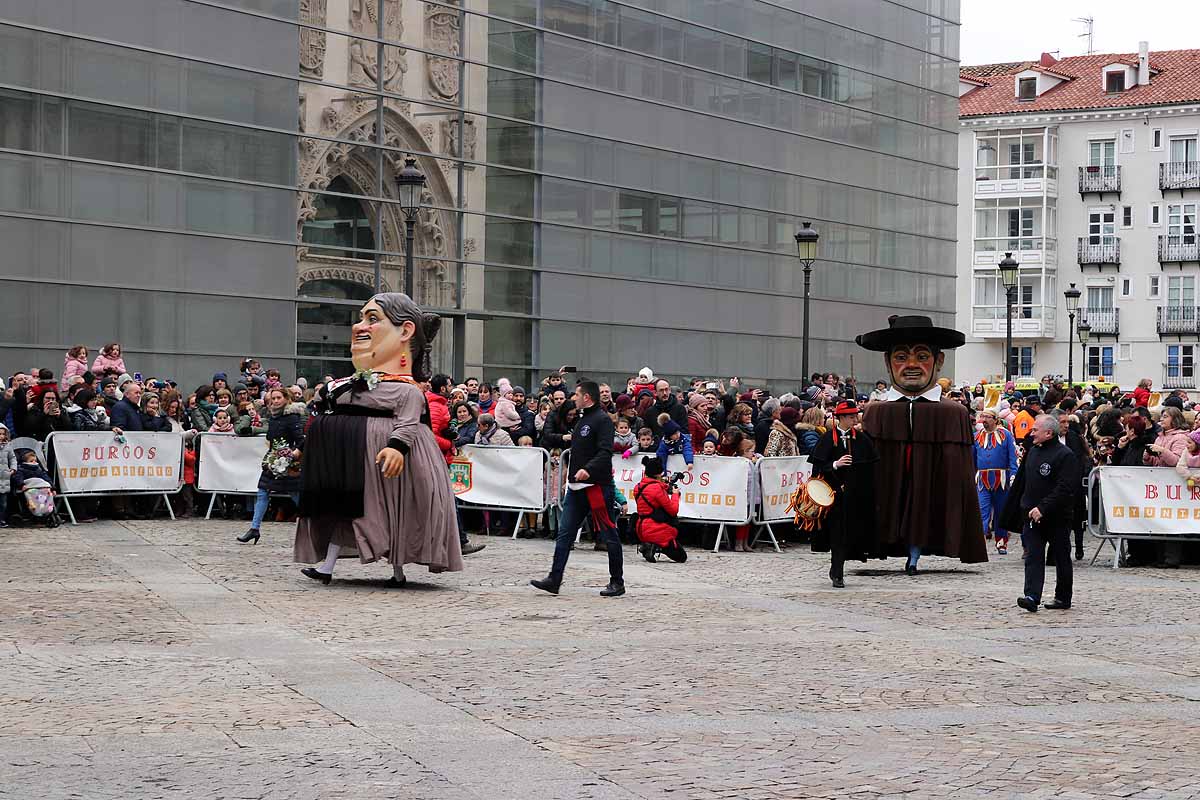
886, 344, 944, 397
351, 299, 414, 373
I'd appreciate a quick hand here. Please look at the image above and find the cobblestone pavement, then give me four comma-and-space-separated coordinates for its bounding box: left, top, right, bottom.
3, 520, 1200, 799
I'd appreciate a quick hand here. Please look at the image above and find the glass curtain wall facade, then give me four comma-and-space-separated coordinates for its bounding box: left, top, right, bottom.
0, 1, 300, 389
0, 0, 960, 392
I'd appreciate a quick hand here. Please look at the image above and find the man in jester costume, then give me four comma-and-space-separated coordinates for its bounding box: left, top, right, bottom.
973, 407, 1019, 555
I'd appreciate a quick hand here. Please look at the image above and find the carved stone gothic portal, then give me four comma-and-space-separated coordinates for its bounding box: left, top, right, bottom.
425, 1, 462, 100
349, 0, 407, 91
299, 0, 327, 78
297, 105, 459, 309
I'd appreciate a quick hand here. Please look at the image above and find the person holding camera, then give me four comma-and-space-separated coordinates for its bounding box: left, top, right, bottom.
633, 456, 687, 564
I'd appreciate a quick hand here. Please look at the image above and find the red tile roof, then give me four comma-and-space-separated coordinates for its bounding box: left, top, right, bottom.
960, 49, 1200, 117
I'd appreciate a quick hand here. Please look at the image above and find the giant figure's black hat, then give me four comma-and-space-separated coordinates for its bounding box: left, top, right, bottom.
856, 315, 965, 352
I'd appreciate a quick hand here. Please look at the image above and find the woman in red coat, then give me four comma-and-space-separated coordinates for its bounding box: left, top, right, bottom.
633, 456, 686, 563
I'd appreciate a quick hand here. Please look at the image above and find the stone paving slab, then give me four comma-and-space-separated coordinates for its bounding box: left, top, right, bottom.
1, 519, 1200, 799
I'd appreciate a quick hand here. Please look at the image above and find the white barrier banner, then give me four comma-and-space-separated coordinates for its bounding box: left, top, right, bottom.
671, 454, 750, 523
757, 456, 812, 522
197, 434, 267, 493
612, 453, 646, 514
452, 445, 546, 510
50, 432, 183, 494
1098, 466, 1200, 536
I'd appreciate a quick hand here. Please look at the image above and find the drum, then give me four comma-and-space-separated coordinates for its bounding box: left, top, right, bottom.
786, 476, 835, 531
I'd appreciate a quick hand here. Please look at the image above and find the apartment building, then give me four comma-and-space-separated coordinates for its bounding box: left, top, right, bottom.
957, 44, 1200, 390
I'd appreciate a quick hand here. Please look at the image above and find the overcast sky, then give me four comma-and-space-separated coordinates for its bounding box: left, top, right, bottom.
960, 1, 1200, 66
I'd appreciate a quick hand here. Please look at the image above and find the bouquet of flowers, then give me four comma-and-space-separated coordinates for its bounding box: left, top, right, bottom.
262, 438, 301, 478
352, 368, 381, 391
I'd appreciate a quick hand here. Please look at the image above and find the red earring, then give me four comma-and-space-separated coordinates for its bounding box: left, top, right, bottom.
400, 354, 408, 368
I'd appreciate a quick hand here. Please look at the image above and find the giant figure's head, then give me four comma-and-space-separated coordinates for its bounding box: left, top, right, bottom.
855, 315, 965, 399
350, 292, 441, 380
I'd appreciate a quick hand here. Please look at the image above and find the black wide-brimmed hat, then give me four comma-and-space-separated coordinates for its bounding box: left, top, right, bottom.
856, 315, 965, 352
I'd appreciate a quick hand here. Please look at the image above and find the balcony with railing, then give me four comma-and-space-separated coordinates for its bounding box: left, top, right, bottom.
974, 165, 1058, 198
1083, 307, 1119, 336
1162, 365, 1197, 390
1160, 161, 1200, 194
1077, 238, 1120, 267
972, 304, 1056, 339
1158, 235, 1200, 264
1078, 164, 1121, 196
1157, 306, 1200, 336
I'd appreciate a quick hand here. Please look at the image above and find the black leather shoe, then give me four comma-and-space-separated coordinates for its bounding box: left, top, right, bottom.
905, 563, 918, 576
1044, 599, 1071, 610
831, 577, 845, 588
600, 581, 625, 597
640, 543, 657, 563
384, 575, 407, 588
1017, 596, 1038, 612
530, 577, 560, 595
461, 541, 486, 555
301, 567, 332, 585
1074, 546, 1084, 561
236, 528, 260, 544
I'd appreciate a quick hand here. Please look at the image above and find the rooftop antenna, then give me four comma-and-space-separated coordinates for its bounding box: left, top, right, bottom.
1073, 16, 1094, 55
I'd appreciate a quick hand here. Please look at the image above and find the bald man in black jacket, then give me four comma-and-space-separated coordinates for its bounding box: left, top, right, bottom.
1001, 414, 1081, 612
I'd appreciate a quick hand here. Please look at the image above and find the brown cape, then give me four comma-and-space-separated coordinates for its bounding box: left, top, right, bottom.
862, 398, 987, 564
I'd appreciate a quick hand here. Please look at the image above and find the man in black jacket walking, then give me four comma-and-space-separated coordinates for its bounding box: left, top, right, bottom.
1001, 415, 1080, 612
532, 380, 624, 597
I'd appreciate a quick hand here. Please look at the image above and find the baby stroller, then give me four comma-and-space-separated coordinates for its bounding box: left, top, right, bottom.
13, 477, 61, 528
6, 438, 62, 528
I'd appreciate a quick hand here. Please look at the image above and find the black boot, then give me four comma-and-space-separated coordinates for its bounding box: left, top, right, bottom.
236, 528, 260, 544
599, 580, 625, 597
530, 576, 560, 595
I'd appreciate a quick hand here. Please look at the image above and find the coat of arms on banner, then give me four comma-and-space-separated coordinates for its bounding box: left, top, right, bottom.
449, 459, 472, 495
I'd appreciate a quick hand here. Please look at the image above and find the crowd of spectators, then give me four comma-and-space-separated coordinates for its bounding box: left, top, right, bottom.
4, 343, 1199, 565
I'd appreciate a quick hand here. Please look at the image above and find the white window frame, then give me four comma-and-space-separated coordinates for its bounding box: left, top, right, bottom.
1089, 137, 1117, 167
1151, 127, 1164, 151
1150, 203, 1162, 227
1167, 274, 1196, 307
1087, 206, 1117, 245
1149, 275, 1162, 299
1120, 205, 1133, 228
1119, 276, 1133, 299
1119, 342, 1132, 361
1008, 345, 1035, 379
1087, 345, 1115, 380
1167, 345, 1195, 382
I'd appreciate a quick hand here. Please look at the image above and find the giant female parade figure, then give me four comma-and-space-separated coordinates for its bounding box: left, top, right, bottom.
294, 293, 463, 586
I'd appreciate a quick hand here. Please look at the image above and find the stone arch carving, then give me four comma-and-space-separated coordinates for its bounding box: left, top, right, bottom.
297, 266, 391, 294
298, 104, 458, 308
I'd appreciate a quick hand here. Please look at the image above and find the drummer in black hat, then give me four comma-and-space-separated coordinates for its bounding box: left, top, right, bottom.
856, 315, 988, 573
808, 400, 879, 588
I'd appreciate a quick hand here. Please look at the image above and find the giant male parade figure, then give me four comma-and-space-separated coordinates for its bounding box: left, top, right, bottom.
294, 293, 463, 586
856, 315, 988, 573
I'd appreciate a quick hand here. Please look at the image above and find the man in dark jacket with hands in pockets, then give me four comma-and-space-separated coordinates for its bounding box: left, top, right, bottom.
1001, 414, 1081, 612
532, 380, 624, 597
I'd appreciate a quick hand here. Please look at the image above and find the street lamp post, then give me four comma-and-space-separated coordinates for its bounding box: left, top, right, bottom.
794, 222, 819, 387
1064, 282, 1082, 387
395, 156, 427, 299
1077, 317, 1091, 385
998, 252, 1020, 383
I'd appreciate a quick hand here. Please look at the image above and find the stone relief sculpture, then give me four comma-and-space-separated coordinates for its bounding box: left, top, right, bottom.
349, 0, 407, 91
299, 0, 328, 78
440, 117, 476, 165
425, 1, 462, 100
